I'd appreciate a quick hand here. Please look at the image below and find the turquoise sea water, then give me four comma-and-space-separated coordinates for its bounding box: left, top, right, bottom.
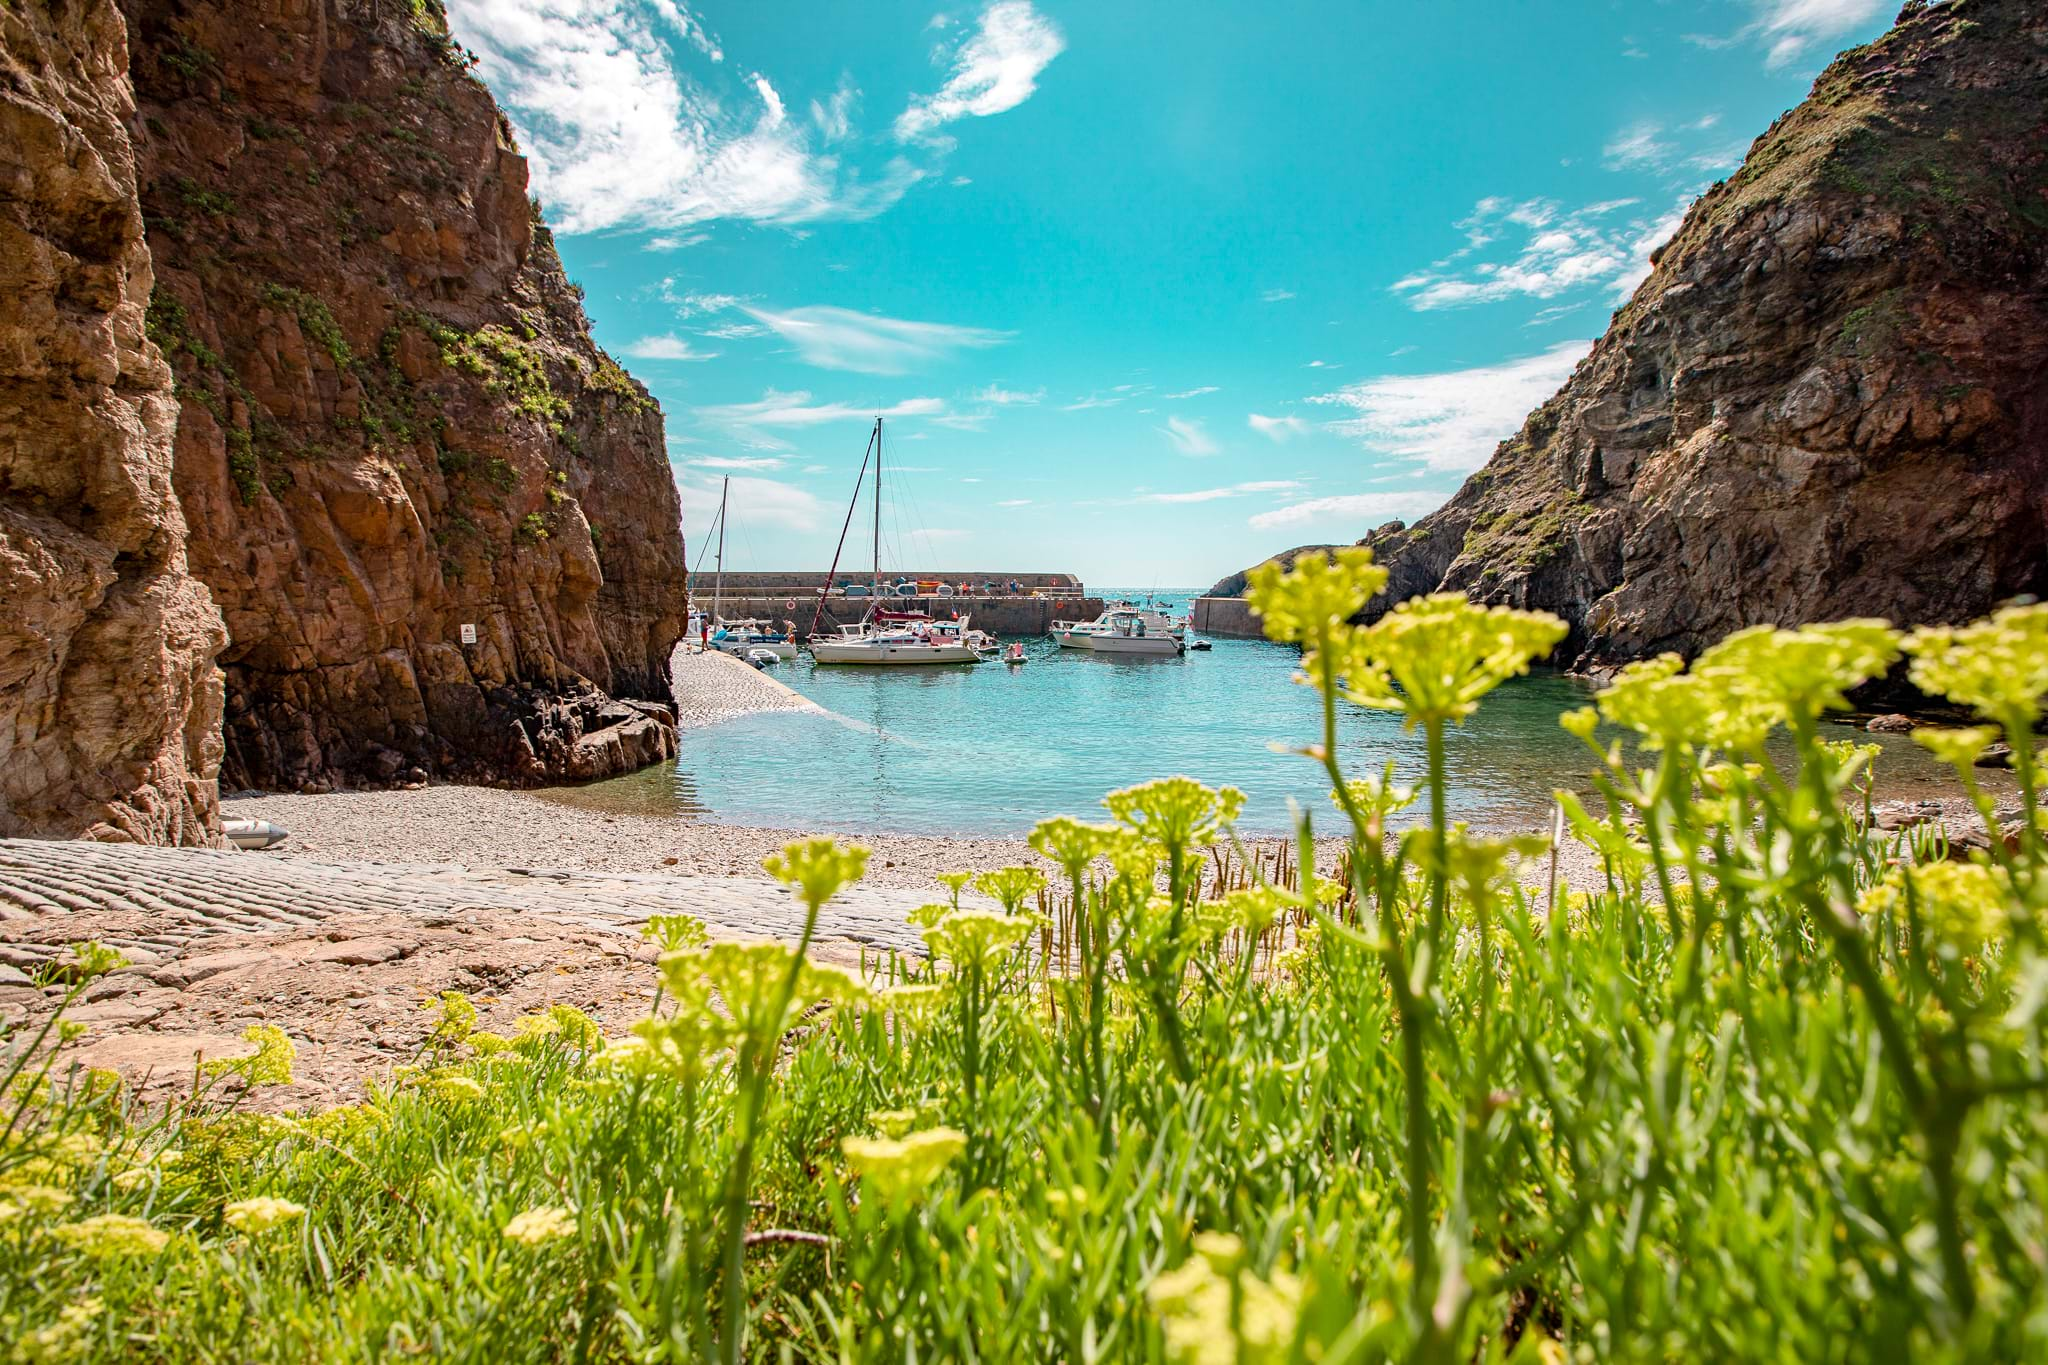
551, 590, 1969, 837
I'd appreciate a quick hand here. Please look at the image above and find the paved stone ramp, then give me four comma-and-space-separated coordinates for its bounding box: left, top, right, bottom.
0, 838, 933, 968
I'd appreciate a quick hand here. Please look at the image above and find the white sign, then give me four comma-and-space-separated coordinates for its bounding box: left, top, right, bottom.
459, 623, 478, 645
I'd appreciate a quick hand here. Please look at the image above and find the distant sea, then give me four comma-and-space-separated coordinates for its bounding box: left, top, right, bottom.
551, 590, 1970, 838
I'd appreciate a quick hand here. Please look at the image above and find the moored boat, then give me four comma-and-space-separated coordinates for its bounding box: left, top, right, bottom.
1050, 604, 1187, 656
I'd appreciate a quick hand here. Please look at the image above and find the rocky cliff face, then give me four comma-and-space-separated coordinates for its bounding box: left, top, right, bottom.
120, 0, 688, 792
0, 0, 227, 843
1246, 0, 2048, 671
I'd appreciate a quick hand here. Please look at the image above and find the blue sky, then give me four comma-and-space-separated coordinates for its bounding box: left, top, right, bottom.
445, 0, 1896, 588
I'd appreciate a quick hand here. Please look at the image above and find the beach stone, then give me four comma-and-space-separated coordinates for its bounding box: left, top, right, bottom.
1976, 744, 2014, 770
1866, 714, 1916, 733
0, 965, 31, 988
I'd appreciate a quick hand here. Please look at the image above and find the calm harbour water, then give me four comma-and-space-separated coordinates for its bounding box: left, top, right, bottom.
551, 591, 1969, 838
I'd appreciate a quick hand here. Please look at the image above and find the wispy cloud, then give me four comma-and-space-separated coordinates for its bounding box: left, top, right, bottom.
972, 383, 1044, 405
1158, 415, 1219, 457
695, 389, 947, 449
745, 305, 1009, 374
1247, 413, 1309, 441
624, 334, 718, 362
676, 472, 825, 533
1260, 288, 1296, 303
691, 455, 785, 471
1164, 386, 1219, 400
1138, 480, 1302, 505
897, 0, 1066, 141
1248, 490, 1440, 532
1603, 121, 1675, 170
997, 498, 1031, 507
1393, 196, 1690, 311
1307, 342, 1591, 474
447, 0, 921, 234
1753, 0, 1889, 69
1062, 383, 1149, 411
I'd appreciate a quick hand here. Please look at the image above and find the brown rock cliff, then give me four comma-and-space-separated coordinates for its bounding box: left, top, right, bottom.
0, 0, 227, 843
1226, 0, 2048, 672
121, 0, 689, 791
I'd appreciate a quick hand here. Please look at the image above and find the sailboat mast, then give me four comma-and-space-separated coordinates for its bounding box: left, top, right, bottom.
713, 476, 728, 622
871, 417, 882, 599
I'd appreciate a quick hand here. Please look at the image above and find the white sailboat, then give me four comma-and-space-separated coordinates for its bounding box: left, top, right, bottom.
703, 477, 798, 659
808, 419, 993, 666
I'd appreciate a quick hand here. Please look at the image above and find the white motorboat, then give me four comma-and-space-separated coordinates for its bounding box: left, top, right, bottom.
1050, 605, 1187, 656
710, 617, 798, 660
805, 418, 993, 667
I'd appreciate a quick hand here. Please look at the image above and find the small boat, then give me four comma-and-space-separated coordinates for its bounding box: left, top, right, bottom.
710, 618, 798, 660
224, 816, 289, 850
744, 646, 783, 668
1050, 604, 1187, 657
1005, 642, 1028, 665
1189, 639, 1213, 651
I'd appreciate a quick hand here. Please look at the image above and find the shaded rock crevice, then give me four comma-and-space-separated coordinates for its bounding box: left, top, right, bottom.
0, 0, 227, 844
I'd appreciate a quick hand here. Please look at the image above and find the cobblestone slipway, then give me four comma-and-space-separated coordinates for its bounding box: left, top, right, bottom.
0, 838, 938, 1107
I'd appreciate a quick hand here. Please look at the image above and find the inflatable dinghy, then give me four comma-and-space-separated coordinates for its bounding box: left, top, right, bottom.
224, 817, 290, 851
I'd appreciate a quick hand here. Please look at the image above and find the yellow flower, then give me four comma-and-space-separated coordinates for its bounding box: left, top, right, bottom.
420, 991, 477, 1044
1913, 725, 2001, 770
841, 1126, 967, 1204
546, 1004, 605, 1052
467, 1031, 517, 1056
1861, 861, 2012, 948
1146, 1232, 1303, 1365
866, 1108, 920, 1137
200, 1025, 295, 1088
662, 943, 866, 1044
1906, 603, 2048, 726
1695, 620, 1901, 722
906, 902, 953, 929
934, 871, 976, 906
1244, 545, 1389, 645
1331, 594, 1568, 729
51, 1213, 169, 1258
11, 1297, 101, 1362
1028, 816, 1117, 879
429, 1074, 487, 1103
1331, 763, 1419, 822
640, 913, 707, 952
503, 1206, 578, 1245
974, 865, 1047, 914
923, 910, 1034, 973
224, 1196, 306, 1233
3, 1185, 72, 1216
1104, 777, 1245, 855
762, 837, 871, 910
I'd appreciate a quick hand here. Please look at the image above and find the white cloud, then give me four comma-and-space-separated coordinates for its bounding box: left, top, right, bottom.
1165, 386, 1219, 400
1603, 121, 1674, 170
972, 383, 1043, 405
1393, 196, 1692, 311
997, 498, 1031, 507
810, 82, 856, 142
1248, 490, 1441, 532
677, 473, 825, 533
691, 455, 785, 471
1158, 415, 1219, 457
1062, 384, 1149, 411
1260, 288, 1296, 303
446, 0, 920, 234
1308, 342, 1591, 474
645, 231, 710, 251
695, 389, 948, 449
623, 334, 718, 361
1753, 0, 1888, 69
1139, 480, 1303, 505
897, 0, 1066, 141
702, 321, 770, 340
1247, 413, 1309, 441
746, 305, 1008, 374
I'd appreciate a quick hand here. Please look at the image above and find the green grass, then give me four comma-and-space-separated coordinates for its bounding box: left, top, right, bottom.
6, 570, 2048, 1362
